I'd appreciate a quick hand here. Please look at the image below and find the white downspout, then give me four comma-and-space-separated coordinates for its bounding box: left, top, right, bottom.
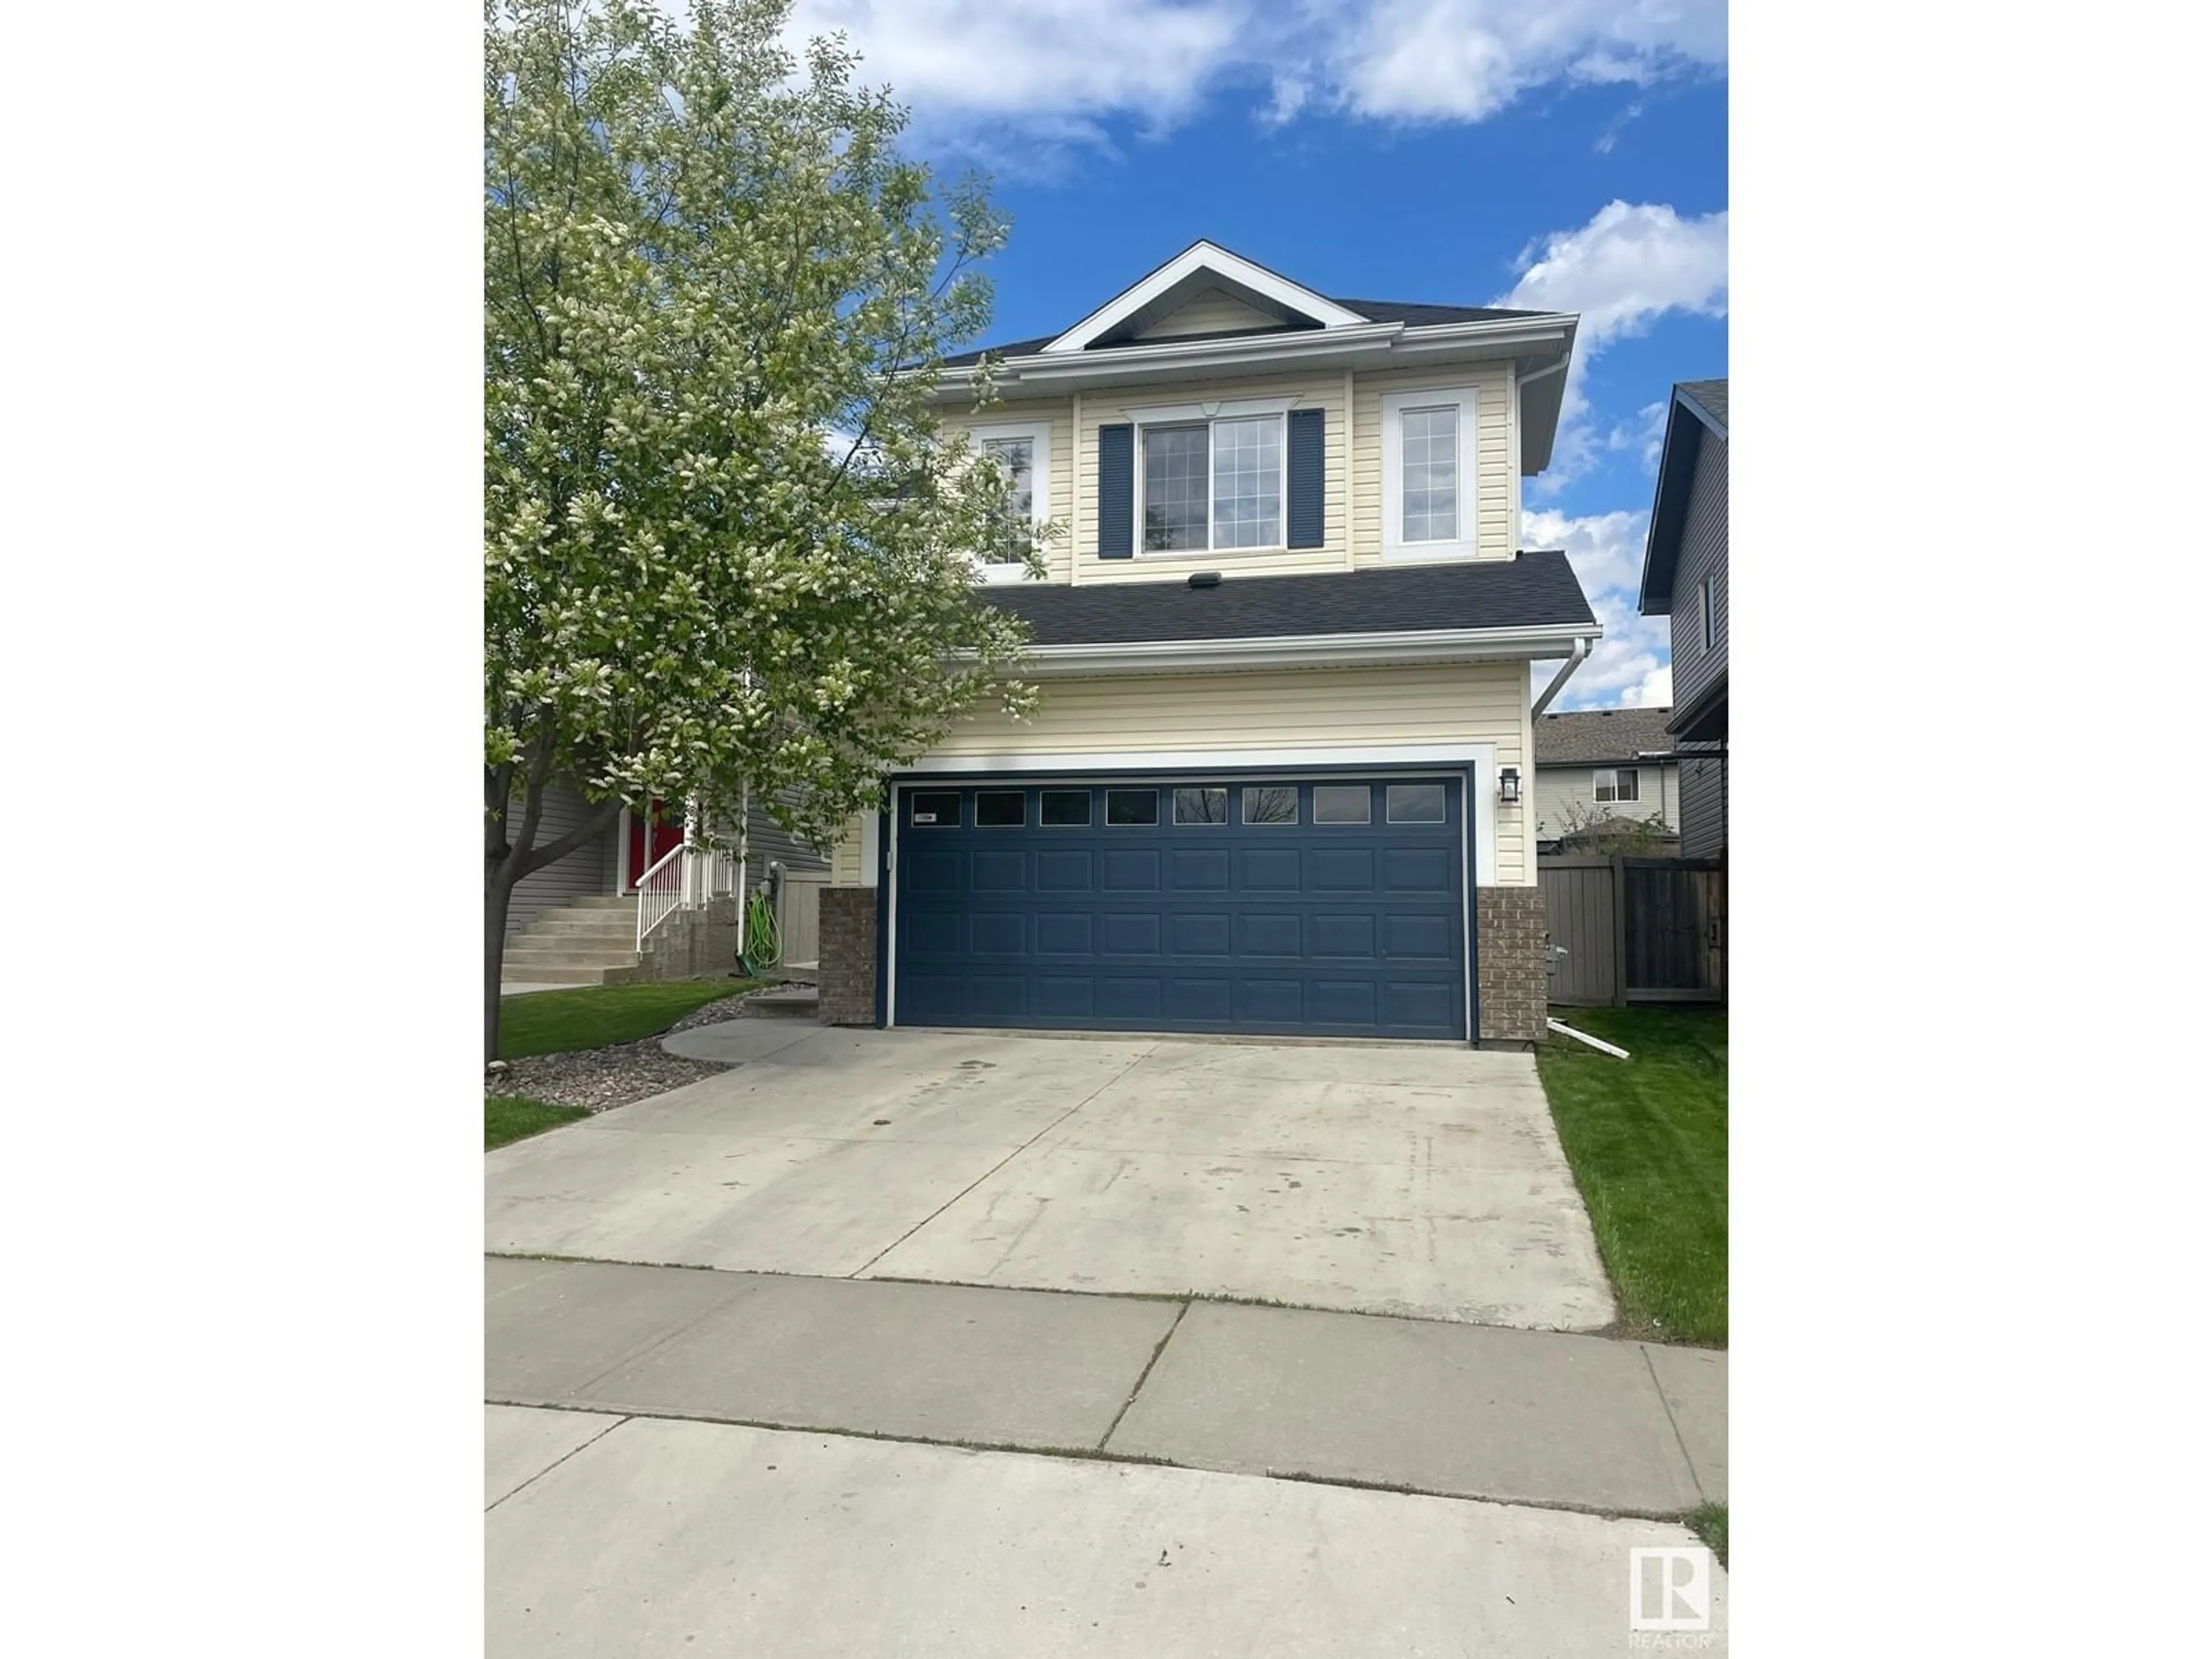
1532, 637, 1592, 718
734, 779, 749, 957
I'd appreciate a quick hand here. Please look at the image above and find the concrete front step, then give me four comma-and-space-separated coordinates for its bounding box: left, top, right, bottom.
742, 986, 820, 1019
522, 918, 638, 941
494, 962, 643, 986
563, 895, 638, 911
504, 947, 645, 971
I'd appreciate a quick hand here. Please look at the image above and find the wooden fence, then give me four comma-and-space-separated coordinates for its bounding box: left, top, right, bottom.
775, 869, 827, 971
1537, 855, 1726, 1007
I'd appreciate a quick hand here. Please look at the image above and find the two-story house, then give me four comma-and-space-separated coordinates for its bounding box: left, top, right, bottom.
810, 241, 1603, 1047
1637, 378, 1728, 858
1531, 706, 1681, 854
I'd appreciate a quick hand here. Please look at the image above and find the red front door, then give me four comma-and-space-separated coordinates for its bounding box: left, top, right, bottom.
626, 800, 686, 888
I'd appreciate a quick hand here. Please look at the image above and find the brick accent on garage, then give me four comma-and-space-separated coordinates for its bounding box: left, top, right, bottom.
1475, 885, 1548, 1046
817, 888, 879, 1025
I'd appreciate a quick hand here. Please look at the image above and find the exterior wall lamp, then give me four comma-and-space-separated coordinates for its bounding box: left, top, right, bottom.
1499, 767, 1521, 805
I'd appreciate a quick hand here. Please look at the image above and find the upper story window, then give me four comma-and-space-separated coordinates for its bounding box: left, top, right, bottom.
967, 420, 1051, 585
1699, 574, 1717, 652
1397, 406, 1459, 543
984, 437, 1033, 518
1381, 387, 1479, 559
1141, 414, 1283, 553
1594, 768, 1641, 804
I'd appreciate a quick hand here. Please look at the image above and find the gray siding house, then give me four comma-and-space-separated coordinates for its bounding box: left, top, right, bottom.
1637, 378, 1728, 859
495, 785, 832, 989
1531, 706, 1681, 854
505, 786, 828, 941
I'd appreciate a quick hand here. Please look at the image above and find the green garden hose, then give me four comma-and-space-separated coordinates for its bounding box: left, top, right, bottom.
739, 884, 781, 976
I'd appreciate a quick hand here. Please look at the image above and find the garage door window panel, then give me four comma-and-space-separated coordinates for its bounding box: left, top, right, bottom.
1041, 790, 1093, 827
1107, 789, 1160, 826
910, 791, 960, 827
1386, 783, 1446, 824
1312, 785, 1373, 825
1173, 786, 1228, 825
975, 790, 1027, 828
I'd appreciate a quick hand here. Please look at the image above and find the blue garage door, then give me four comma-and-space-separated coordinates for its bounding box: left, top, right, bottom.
891, 777, 1466, 1040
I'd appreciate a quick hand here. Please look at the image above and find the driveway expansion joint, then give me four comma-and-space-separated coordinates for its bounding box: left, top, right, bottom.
1641, 1341, 1709, 1505
842, 1039, 1161, 1280
484, 1411, 629, 1513
1099, 1298, 1191, 1450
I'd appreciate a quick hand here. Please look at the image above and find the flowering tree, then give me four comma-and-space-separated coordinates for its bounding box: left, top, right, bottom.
485, 0, 1042, 1058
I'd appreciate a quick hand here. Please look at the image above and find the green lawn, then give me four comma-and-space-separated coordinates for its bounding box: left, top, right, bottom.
1536, 1005, 1728, 1346
486, 1096, 589, 1149
497, 978, 767, 1059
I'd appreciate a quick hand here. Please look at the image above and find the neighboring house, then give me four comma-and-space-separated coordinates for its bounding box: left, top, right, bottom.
813, 240, 1604, 1047
1637, 378, 1728, 858
499, 785, 830, 986
1531, 706, 1681, 855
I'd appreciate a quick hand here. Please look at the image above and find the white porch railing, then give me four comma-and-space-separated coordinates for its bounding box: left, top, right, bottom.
637, 840, 745, 950
634, 842, 689, 950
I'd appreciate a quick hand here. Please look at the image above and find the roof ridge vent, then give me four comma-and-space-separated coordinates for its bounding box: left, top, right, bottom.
1187, 571, 1222, 589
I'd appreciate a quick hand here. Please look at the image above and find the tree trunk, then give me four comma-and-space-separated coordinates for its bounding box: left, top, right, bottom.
484, 752, 623, 1064
486, 864, 520, 1065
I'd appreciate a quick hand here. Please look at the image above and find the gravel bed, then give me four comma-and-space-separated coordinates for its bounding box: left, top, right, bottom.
487, 1042, 731, 1112
487, 981, 810, 1113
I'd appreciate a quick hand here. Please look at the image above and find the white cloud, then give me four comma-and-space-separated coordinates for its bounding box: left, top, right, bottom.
1593, 100, 1643, 153
787, 1, 1247, 151
1604, 399, 1669, 472
1321, 2, 1723, 125
1524, 505, 1675, 715
1522, 505, 1646, 597
1499, 200, 1729, 347
772, 1, 1725, 161
1493, 200, 1728, 491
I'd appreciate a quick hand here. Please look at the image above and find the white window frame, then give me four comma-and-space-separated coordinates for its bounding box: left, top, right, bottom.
1124, 395, 1296, 558
1699, 574, 1717, 652
1381, 387, 1480, 560
967, 419, 1051, 585
1593, 767, 1641, 805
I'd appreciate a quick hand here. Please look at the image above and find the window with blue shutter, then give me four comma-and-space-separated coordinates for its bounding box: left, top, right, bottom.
1097, 423, 1134, 559
1286, 407, 1324, 548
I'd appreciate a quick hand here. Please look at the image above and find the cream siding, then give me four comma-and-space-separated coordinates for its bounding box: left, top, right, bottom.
1531, 763, 1681, 843
921, 662, 1535, 884
1072, 370, 1350, 585
1132, 289, 1283, 339
1350, 361, 1516, 565
831, 813, 866, 885
939, 397, 1078, 584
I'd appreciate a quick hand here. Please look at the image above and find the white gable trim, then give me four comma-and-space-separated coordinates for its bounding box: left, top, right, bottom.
1041, 241, 1369, 356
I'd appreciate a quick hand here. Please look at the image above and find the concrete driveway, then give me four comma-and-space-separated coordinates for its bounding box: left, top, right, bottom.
485, 1025, 1614, 1328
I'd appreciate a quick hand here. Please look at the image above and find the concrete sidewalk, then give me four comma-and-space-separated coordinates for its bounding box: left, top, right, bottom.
487, 1255, 1725, 1514
487, 1408, 1729, 1658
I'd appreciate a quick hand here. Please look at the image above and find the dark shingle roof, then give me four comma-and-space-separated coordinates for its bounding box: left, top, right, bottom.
1534, 707, 1679, 766
1329, 298, 1556, 327
938, 298, 1559, 368
939, 333, 1060, 369
980, 554, 1594, 648
1677, 378, 1728, 433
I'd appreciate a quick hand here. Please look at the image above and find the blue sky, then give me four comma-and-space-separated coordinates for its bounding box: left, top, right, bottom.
786, 0, 1729, 710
